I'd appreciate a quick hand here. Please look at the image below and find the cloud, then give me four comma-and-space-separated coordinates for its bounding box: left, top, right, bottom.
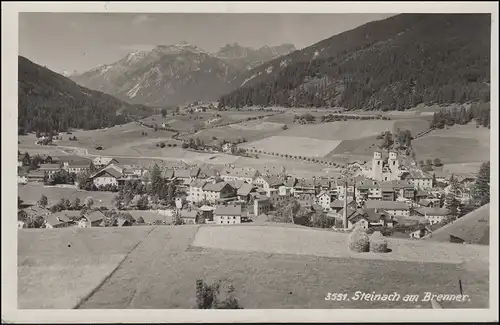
132, 14, 155, 26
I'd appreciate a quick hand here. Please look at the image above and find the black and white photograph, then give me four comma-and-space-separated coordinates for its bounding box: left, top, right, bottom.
2, 2, 498, 323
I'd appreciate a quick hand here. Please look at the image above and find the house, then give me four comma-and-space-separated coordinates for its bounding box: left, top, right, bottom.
92, 157, 119, 169
363, 208, 396, 228
335, 182, 356, 201
423, 203, 489, 245
199, 205, 216, 223
66, 161, 92, 174
433, 170, 453, 184
44, 211, 77, 228
295, 190, 316, 207
214, 205, 242, 224
389, 180, 416, 200
254, 175, 284, 190
347, 209, 370, 230
414, 207, 449, 225
38, 163, 61, 176
403, 170, 433, 190
90, 164, 123, 187
27, 170, 46, 182
329, 199, 356, 214
123, 165, 148, 178
180, 210, 198, 224
22, 206, 51, 221
174, 168, 195, 185
237, 183, 254, 202
78, 210, 106, 227
188, 180, 208, 203
202, 181, 236, 204
355, 179, 382, 201
253, 195, 271, 216
220, 166, 259, 184
315, 191, 332, 212
409, 223, 442, 239
364, 200, 410, 217
418, 199, 435, 208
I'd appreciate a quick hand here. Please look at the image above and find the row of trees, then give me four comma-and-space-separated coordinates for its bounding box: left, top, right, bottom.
429, 102, 490, 129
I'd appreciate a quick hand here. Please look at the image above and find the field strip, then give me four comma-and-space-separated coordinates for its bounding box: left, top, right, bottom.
191, 226, 489, 265
73, 226, 157, 309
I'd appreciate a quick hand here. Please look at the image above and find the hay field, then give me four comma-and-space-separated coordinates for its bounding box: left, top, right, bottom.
412, 124, 490, 164
72, 225, 488, 309
281, 120, 395, 140
191, 226, 488, 265
241, 136, 342, 158
53, 123, 177, 155
18, 227, 153, 309
18, 183, 116, 207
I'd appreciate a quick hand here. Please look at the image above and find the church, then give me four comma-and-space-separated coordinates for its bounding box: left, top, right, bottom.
371, 150, 403, 182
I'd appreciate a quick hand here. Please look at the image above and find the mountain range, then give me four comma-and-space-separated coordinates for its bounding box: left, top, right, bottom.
219, 14, 491, 110
18, 56, 151, 133
71, 42, 296, 107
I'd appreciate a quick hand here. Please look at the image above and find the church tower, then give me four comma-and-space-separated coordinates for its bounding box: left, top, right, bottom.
372, 151, 383, 181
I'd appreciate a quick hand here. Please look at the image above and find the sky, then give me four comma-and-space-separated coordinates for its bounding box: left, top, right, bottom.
19, 13, 394, 74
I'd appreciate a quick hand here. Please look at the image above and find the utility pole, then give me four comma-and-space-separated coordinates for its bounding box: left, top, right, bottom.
341, 165, 355, 229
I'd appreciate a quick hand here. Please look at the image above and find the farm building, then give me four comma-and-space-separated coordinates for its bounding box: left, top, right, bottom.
403, 169, 433, 190
77, 210, 106, 228
66, 161, 92, 174
220, 166, 260, 184
38, 163, 61, 176
44, 211, 77, 228
254, 175, 284, 190
92, 157, 120, 169
364, 200, 410, 217
214, 205, 242, 225
414, 207, 449, 225
180, 210, 198, 224
90, 164, 124, 187
202, 181, 236, 204
237, 183, 254, 202
253, 195, 271, 216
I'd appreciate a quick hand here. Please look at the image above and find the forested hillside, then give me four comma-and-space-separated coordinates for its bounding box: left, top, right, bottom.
18, 56, 152, 134
219, 14, 491, 110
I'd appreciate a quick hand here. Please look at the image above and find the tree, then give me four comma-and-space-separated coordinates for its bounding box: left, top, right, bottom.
271, 199, 301, 224
84, 197, 94, 209
137, 195, 149, 210
445, 175, 461, 220
433, 158, 443, 167
72, 197, 81, 210
150, 164, 163, 195
18, 196, 23, 209
473, 161, 490, 206
195, 280, 242, 309
432, 173, 437, 188
381, 131, 394, 150
38, 194, 48, 208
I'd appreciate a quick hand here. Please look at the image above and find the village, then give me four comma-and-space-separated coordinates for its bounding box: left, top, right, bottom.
17, 145, 479, 241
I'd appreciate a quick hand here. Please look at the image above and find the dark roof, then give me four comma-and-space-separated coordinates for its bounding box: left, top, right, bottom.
214, 205, 242, 216
203, 182, 232, 192
46, 211, 79, 226
190, 179, 207, 188
174, 169, 192, 178
237, 183, 254, 196
419, 199, 432, 207
330, 199, 355, 209
83, 210, 105, 222
364, 200, 409, 210
38, 164, 60, 170
91, 165, 123, 179
356, 179, 380, 189
22, 206, 51, 218
415, 207, 449, 217
363, 208, 390, 223
258, 175, 284, 187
